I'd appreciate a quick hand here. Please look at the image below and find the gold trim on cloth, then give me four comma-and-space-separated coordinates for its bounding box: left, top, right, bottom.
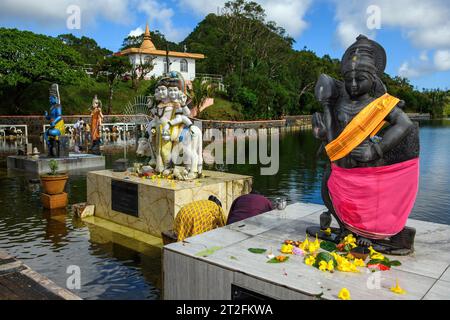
325, 93, 400, 162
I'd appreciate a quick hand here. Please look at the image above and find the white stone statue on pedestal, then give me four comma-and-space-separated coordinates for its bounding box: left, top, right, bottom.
137, 73, 203, 180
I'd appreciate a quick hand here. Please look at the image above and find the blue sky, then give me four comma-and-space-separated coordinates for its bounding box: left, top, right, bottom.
1, 0, 449, 90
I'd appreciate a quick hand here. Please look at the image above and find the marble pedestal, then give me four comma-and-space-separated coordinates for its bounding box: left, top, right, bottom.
164, 203, 450, 300
87, 170, 253, 238
7, 153, 105, 174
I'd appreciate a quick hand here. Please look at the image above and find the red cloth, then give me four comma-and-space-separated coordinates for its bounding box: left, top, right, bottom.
328, 158, 420, 239
227, 194, 274, 225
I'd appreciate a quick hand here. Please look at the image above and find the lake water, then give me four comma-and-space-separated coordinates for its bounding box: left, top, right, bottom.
0, 120, 449, 299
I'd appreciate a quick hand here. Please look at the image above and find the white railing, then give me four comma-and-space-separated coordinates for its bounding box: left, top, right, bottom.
0, 125, 29, 144
196, 73, 224, 82
196, 74, 226, 92
42, 122, 137, 134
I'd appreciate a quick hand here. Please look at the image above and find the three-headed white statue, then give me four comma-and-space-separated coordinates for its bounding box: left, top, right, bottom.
137, 72, 203, 181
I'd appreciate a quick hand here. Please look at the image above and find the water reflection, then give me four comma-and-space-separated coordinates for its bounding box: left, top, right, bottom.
0, 169, 161, 300
42, 209, 69, 247
0, 120, 449, 300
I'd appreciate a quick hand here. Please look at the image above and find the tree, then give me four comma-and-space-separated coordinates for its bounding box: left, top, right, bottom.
57, 34, 112, 65
130, 54, 155, 90
425, 89, 448, 119
190, 78, 214, 114
94, 56, 131, 114
0, 28, 86, 113
121, 30, 181, 51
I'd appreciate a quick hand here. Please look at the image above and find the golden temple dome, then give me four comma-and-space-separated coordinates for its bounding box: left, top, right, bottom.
140, 23, 156, 51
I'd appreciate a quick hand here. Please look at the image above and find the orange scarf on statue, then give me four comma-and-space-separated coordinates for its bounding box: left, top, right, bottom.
325, 93, 400, 162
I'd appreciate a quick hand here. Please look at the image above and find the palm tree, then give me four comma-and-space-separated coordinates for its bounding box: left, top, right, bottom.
190, 78, 214, 115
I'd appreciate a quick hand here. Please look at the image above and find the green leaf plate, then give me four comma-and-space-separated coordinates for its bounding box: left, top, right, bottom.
195, 246, 222, 257
320, 241, 337, 252
248, 248, 267, 254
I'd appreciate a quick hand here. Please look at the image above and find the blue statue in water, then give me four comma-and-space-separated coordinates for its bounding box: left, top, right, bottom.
44, 84, 67, 157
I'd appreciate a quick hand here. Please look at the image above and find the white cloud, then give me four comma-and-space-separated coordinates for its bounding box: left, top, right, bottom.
398, 50, 450, 78
336, 21, 368, 48
137, 0, 190, 42
332, 0, 450, 80
434, 50, 450, 71
0, 0, 190, 42
178, 0, 313, 38
399, 62, 425, 78
0, 0, 133, 27
419, 51, 429, 62
128, 27, 144, 37
332, 0, 450, 50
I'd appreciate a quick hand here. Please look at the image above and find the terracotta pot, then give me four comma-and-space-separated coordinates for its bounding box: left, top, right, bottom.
40, 174, 69, 195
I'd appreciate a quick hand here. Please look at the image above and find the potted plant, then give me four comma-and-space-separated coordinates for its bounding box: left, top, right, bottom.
40, 160, 69, 195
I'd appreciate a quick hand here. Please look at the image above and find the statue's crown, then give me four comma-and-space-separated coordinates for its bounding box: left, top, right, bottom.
158, 71, 186, 93
341, 35, 386, 77
49, 83, 61, 105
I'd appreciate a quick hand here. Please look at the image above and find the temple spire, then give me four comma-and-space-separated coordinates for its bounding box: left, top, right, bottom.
140, 22, 156, 51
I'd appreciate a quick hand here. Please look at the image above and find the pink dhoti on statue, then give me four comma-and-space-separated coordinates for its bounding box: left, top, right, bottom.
328, 158, 420, 240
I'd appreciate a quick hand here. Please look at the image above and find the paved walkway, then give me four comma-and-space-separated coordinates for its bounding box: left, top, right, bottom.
0, 250, 81, 300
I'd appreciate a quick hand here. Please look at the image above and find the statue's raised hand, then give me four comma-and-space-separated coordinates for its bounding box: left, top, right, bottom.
351, 141, 379, 163
312, 113, 327, 141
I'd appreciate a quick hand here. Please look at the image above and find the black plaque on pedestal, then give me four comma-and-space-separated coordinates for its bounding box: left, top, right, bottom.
111, 180, 139, 217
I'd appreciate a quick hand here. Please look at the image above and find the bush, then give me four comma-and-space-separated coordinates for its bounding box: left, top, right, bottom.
198, 98, 245, 121
213, 89, 229, 100
237, 87, 257, 110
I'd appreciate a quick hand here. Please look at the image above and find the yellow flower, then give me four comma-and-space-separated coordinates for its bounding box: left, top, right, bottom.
315, 234, 321, 245
300, 236, 310, 251
372, 253, 385, 260
346, 253, 355, 260
281, 244, 294, 254
344, 234, 357, 245
305, 255, 316, 266
331, 252, 340, 260
368, 246, 378, 256
308, 242, 320, 254
390, 280, 406, 295
354, 259, 366, 267
337, 259, 360, 273
368, 246, 385, 260
323, 228, 332, 236
327, 260, 335, 272
319, 261, 328, 272
338, 288, 351, 300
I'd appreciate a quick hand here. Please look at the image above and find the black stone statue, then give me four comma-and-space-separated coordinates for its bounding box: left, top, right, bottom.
307, 35, 420, 255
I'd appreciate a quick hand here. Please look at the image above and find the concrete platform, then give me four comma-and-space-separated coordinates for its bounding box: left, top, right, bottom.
87, 170, 252, 238
7, 153, 105, 174
163, 203, 450, 300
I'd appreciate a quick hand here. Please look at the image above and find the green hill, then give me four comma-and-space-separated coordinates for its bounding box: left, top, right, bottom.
198, 98, 245, 121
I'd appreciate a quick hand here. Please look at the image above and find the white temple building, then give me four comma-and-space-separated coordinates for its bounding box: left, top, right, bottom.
116, 24, 205, 81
